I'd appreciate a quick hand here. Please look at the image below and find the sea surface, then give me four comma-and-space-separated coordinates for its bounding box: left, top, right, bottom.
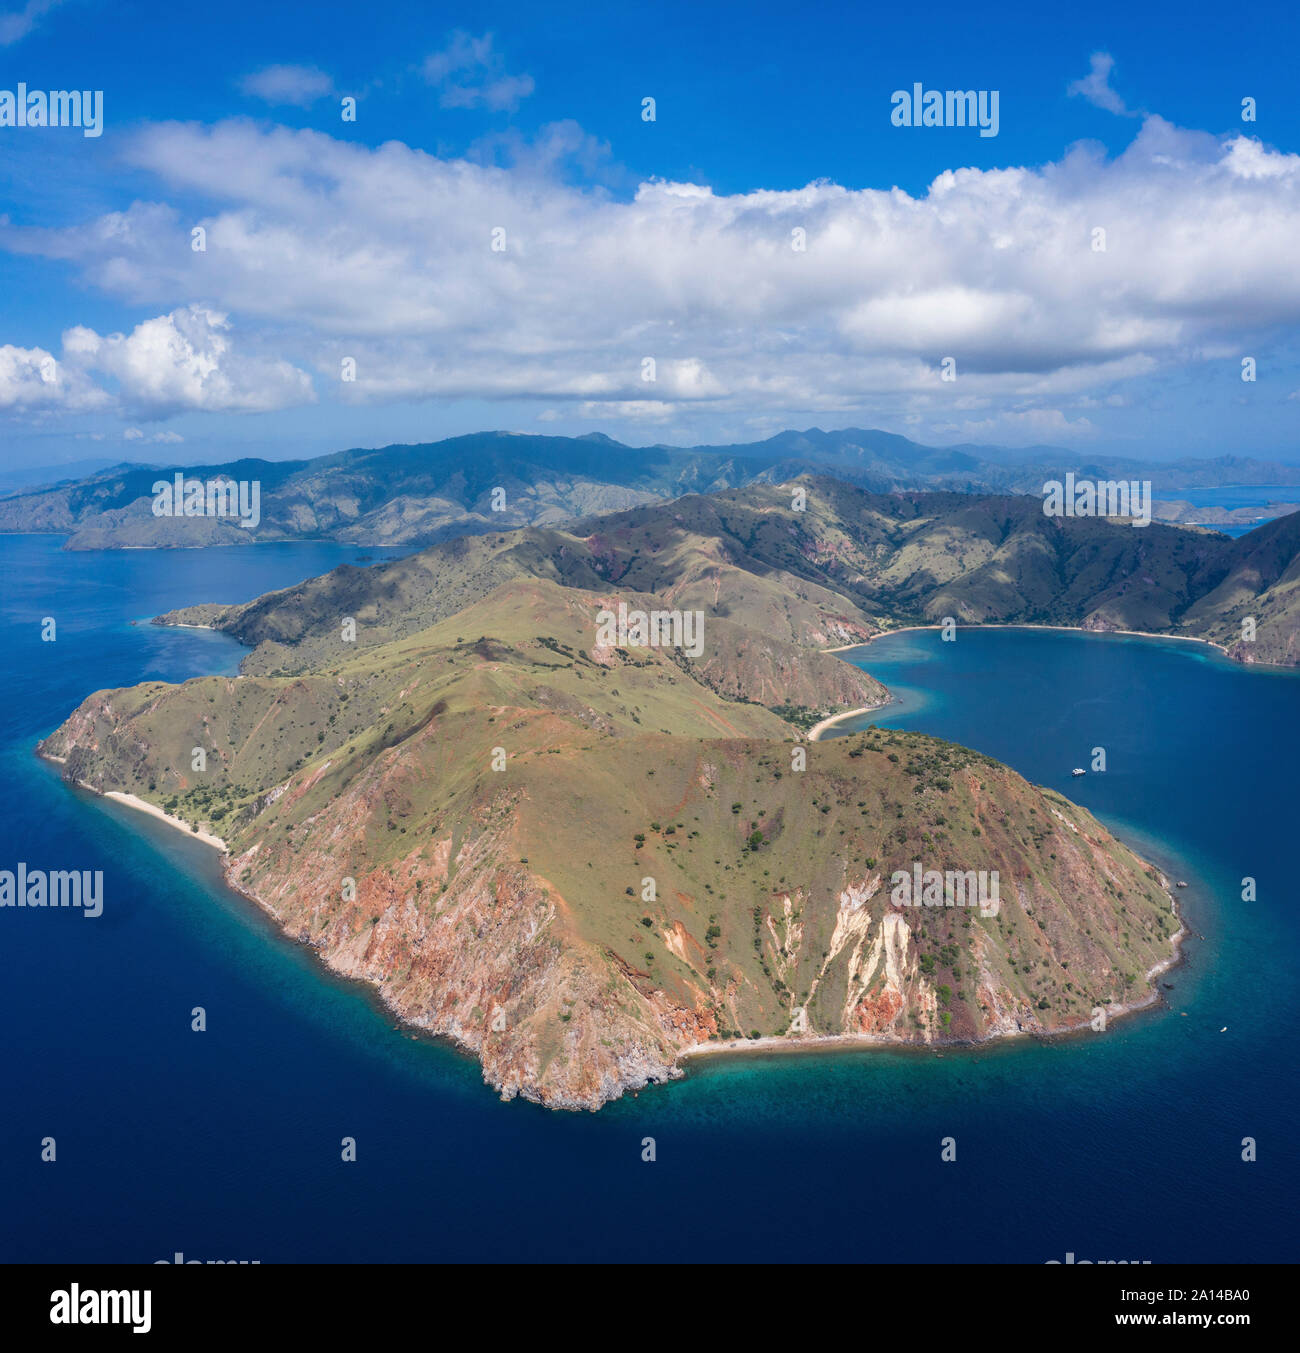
2, 537, 1296, 1263
1151, 483, 1300, 509
1152, 483, 1300, 536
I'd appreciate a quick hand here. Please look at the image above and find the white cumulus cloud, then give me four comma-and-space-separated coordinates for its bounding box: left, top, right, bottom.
0, 342, 105, 412
51, 306, 315, 418
4, 113, 1300, 437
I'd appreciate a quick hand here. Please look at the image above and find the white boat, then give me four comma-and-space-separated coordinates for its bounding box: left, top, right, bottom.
1071, 768, 1086, 776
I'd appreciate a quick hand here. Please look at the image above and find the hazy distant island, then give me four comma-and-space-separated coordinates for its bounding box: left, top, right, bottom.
1154, 499, 1300, 528
4, 426, 1300, 552
36, 478, 1217, 1108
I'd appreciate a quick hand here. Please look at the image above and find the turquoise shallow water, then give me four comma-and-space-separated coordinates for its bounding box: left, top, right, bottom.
2, 538, 1295, 1262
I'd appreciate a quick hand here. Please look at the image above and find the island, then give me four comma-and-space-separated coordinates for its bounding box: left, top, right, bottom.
37, 480, 1201, 1108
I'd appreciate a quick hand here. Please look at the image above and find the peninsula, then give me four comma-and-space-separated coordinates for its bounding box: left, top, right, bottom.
39, 482, 1196, 1108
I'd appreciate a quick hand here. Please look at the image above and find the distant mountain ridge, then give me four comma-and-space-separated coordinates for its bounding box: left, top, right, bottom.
3, 427, 1298, 550
155, 475, 1300, 668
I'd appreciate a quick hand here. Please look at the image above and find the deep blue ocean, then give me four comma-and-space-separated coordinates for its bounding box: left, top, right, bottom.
2, 536, 1296, 1263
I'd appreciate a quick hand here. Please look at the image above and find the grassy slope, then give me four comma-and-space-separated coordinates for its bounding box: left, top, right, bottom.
45, 571, 1178, 1108
158, 475, 1300, 665
46, 576, 884, 831
1178, 511, 1300, 664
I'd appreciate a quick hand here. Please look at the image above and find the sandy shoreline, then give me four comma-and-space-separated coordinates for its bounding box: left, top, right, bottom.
677, 968, 1183, 1065
39, 753, 227, 852
806, 701, 894, 741
827, 621, 1233, 659
681, 1030, 920, 1063
680, 915, 1189, 1069
101, 790, 228, 851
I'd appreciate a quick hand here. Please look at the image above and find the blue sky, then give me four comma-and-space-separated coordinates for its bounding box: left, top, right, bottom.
2, 0, 1299, 470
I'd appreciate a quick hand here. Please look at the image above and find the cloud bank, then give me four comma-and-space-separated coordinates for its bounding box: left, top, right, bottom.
4, 110, 1300, 438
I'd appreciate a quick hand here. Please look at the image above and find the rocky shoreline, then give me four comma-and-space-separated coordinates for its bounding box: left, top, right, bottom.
44, 742, 1188, 1111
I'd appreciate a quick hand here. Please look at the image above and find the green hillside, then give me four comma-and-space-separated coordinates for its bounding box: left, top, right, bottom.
43, 559, 1180, 1108
159, 476, 1300, 667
